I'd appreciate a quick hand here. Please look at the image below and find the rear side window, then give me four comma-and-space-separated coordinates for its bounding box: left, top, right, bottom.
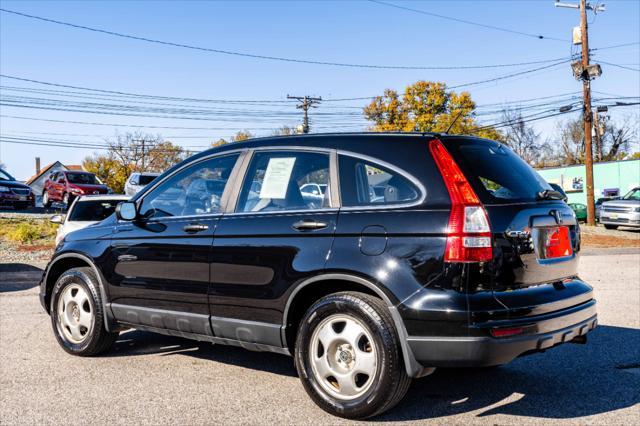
69, 199, 121, 222
338, 155, 419, 207
443, 138, 551, 204
236, 151, 331, 213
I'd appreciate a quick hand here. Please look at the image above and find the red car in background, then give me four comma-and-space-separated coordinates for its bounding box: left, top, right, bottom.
42, 170, 110, 208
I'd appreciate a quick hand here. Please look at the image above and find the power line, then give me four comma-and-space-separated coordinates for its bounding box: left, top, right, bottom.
0, 114, 280, 131
0, 8, 572, 70
598, 61, 640, 72
368, 0, 568, 42
591, 41, 640, 51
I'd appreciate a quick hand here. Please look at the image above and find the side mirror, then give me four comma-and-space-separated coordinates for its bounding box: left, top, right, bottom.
116, 201, 137, 221
50, 214, 64, 224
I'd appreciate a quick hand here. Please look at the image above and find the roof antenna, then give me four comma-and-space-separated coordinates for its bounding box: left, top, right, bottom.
444, 110, 466, 134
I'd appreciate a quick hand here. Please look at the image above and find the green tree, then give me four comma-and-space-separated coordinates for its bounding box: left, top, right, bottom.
363, 81, 502, 140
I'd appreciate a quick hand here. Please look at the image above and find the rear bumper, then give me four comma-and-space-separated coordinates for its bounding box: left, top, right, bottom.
408, 300, 597, 368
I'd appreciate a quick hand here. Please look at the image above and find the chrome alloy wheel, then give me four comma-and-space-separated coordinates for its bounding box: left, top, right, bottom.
57, 284, 93, 344
309, 314, 378, 400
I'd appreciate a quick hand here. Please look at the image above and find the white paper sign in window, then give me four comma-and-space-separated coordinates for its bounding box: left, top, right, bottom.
259, 157, 296, 199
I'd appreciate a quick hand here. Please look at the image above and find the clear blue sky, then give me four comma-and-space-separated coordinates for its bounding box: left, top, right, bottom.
1, 0, 638, 180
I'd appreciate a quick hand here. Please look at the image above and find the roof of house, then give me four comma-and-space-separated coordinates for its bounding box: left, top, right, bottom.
25, 162, 84, 185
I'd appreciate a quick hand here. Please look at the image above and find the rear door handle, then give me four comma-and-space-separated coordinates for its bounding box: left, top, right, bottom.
183, 223, 209, 233
292, 220, 328, 231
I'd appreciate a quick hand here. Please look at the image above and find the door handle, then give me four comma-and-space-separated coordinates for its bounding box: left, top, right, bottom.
292, 219, 329, 231
117, 254, 138, 262
183, 223, 209, 233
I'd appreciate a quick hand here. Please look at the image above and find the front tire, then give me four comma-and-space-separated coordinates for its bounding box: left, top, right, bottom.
295, 292, 410, 419
42, 191, 51, 208
50, 267, 118, 356
604, 224, 618, 230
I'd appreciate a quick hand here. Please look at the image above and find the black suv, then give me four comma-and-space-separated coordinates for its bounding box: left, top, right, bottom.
40, 133, 596, 419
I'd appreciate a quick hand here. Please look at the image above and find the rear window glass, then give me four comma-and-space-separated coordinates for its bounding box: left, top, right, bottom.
138, 174, 157, 186
69, 199, 122, 221
443, 138, 551, 204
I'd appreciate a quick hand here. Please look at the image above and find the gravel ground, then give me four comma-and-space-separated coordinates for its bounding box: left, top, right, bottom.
1, 251, 638, 425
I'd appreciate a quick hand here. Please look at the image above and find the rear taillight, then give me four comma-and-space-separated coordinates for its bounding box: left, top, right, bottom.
429, 139, 493, 263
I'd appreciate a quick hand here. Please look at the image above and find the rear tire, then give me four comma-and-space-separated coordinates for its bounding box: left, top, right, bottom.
604, 224, 618, 230
50, 267, 118, 356
294, 291, 410, 419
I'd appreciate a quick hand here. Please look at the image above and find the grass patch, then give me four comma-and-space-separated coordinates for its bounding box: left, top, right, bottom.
0, 218, 58, 245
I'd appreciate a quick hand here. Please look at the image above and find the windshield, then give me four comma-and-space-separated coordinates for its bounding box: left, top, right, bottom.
66, 172, 99, 185
68, 199, 122, 221
442, 138, 552, 204
0, 169, 15, 181
622, 188, 640, 201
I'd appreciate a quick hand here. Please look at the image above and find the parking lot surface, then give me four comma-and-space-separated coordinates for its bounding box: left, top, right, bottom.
1, 250, 639, 425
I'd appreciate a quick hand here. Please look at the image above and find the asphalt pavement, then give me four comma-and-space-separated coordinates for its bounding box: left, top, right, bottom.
1, 251, 638, 425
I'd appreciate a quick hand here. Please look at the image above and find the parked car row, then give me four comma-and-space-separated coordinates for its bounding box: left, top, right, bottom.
0, 168, 35, 210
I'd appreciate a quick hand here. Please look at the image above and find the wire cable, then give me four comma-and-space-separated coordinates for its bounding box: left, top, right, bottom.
0, 8, 572, 70
368, 0, 568, 42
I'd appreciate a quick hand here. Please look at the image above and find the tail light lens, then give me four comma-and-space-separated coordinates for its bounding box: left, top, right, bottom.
542, 226, 573, 259
429, 139, 493, 263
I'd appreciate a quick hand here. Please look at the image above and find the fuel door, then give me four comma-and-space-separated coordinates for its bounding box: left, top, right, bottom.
359, 225, 387, 256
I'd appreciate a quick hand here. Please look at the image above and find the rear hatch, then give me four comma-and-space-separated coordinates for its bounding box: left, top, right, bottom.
441, 137, 588, 313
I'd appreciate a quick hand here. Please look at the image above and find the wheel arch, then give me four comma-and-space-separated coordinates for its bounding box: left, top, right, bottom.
282, 273, 432, 378
43, 253, 116, 331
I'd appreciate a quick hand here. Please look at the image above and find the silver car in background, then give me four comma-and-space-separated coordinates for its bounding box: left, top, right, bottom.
124, 172, 160, 196
599, 187, 640, 230
51, 194, 129, 245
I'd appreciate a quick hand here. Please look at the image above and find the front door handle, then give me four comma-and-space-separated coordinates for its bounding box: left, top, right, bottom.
292, 219, 328, 231
183, 223, 209, 233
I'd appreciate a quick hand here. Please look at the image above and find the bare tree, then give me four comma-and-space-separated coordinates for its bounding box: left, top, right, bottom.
500, 108, 541, 164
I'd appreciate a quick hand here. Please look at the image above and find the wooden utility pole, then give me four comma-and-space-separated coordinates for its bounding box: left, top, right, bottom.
555, 0, 605, 226
580, 0, 596, 225
287, 95, 322, 134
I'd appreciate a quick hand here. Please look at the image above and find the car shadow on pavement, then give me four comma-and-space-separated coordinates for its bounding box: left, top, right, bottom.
111, 329, 297, 377
379, 325, 640, 421
0, 263, 43, 292
109, 325, 639, 421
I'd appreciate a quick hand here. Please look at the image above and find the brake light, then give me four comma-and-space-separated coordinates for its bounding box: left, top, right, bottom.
543, 226, 573, 259
490, 327, 524, 338
429, 139, 493, 262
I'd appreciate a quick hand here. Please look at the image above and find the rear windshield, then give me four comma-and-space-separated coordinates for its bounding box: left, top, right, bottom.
138, 174, 157, 186
443, 138, 552, 204
69, 199, 121, 221
66, 172, 99, 185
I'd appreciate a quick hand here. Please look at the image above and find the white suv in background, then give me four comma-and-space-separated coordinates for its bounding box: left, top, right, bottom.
124, 172, 160, 196
51, 194, 129, 245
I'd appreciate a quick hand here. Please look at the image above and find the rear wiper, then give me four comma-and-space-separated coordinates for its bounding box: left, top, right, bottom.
536, 190, 565, 200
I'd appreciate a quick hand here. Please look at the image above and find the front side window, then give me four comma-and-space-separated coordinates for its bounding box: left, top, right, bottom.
139, 154, 238, 219
236, 151, 331, 212
623, 188, 640, 201
338, 155, 419, 207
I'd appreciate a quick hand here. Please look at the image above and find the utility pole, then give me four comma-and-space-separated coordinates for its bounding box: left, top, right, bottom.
555, 0, 605, 226
133, 138, 151, 170
287, 95, 322, 134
